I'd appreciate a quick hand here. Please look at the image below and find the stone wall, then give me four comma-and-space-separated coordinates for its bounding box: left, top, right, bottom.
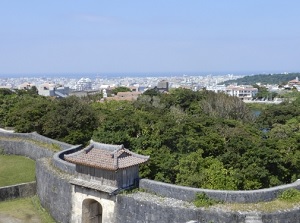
0, 131, 73, 160
0, 131, 77, 222
115, 193, 300, 223
0, 182, 36, 201
115, 194, 245, 223
0, 131, 71, 150
52, 145, 82, 175
0, 139, 54, 160
262, 209, 300, 223
139, 179, 300, 203
36, 158, 73, 223
25, 132, 72, 150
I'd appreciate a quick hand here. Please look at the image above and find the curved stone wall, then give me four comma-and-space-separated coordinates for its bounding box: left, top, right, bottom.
139, 179, 300, 203
115, 193, 300, 223
52, 145, 82, 175
27, 132, 72, 150
0, 131, 71, 149
0, 131, 73, 160
115, 193, 243, 223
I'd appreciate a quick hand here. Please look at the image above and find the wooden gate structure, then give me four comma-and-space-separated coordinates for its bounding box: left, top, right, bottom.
65, 140, 150, 223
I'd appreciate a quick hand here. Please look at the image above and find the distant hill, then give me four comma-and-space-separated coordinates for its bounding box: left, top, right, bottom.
221, 73, 300, 86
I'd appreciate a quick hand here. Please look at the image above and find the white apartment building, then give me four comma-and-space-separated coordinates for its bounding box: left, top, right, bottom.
207, 85, 258, 100
225, 85, 258, 100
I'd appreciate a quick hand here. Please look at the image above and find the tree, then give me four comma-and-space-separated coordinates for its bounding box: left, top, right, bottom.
5, 95, 51, 132
143, 87, 161, 97
111, 86, 131, 95
176, 150, 238, 190
201, 90, 255, 122
0, 89, 16, 127
252, 85, 277, 100
42, 96, 98, 145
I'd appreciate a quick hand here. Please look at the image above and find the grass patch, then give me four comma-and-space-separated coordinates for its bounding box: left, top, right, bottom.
120, 187, 147, 195
0, 154, 35, 187
0, 196, 55, 223
29, 140, 62, 152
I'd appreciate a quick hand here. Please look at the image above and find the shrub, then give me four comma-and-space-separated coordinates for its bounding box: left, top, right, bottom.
278, 188, 300, 202
193, 192, 218, 207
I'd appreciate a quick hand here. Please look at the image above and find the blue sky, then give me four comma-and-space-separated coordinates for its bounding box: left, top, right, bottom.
0, 1, 299, 75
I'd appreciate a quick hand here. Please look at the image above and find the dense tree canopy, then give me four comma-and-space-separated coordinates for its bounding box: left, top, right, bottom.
1, 88, 300, 190
1, 91, 98, 145
42, 96, 98, 144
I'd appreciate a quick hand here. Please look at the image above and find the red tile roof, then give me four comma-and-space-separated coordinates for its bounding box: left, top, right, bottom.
64, 141, 149, 170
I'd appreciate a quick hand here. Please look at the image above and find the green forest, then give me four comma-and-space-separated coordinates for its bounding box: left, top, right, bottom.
1, 87, 300, 190
222, 72, 300, 85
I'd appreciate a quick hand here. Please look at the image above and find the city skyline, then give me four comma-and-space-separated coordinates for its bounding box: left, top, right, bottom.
1, 1, 299, 75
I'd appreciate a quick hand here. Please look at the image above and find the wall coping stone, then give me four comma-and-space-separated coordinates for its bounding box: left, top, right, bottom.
52, 145, 82, 175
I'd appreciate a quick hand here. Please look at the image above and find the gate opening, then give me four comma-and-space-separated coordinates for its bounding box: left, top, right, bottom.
82, 199, 102, 223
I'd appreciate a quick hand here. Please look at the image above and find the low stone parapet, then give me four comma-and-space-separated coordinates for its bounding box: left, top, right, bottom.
139, 179, 300, 203
0, 182, 36, 201
52, 145, 82, 175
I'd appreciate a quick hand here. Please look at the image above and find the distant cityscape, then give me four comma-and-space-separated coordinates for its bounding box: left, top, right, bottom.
0, 73, 242, 92
1, 72, 298, 103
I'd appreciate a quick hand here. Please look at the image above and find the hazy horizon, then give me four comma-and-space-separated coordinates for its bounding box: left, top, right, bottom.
0, 70, 298, 79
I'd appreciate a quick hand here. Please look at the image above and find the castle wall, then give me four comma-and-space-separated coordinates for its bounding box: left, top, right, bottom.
0, 131, 72, 160
139, 179, 300, 203
52, 145, 81, 175
0, 182, 36, 201
115, 194, 245, 223
261, 210, 300, 223
115, 193, 300, 223
36, 158, 73, 223
0, 131, 71, 150
0, 139, 54, 160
